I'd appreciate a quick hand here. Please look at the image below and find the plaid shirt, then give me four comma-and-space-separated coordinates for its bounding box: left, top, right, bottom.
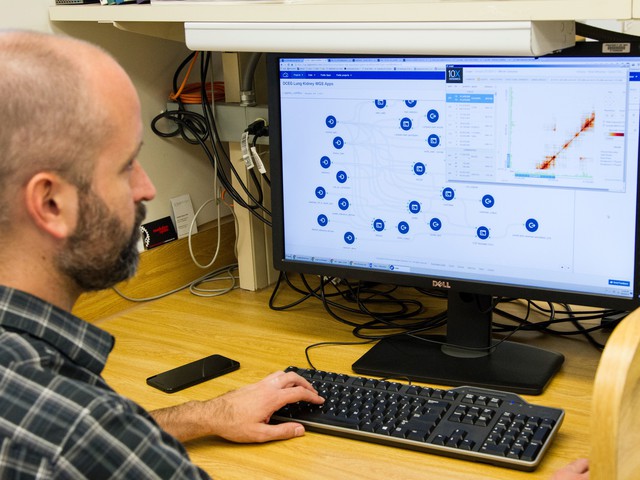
0, 286, 211, 479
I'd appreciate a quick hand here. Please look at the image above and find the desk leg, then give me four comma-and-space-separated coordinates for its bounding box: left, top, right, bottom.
223, 53, 274, 291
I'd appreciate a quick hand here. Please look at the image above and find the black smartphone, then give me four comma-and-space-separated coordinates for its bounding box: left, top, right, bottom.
146, 354, 240, 393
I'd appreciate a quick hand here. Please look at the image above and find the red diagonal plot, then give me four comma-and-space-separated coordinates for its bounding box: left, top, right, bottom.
536, 112, 596, 170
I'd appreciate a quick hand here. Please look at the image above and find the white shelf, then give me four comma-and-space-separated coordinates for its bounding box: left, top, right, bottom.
50, 0, 631, 54
50, 0, 633, 24
185, 20, 575, 55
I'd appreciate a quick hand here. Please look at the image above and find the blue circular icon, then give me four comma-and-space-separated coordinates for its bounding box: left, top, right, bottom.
442, 187, 455, 201
373, 219, 385, 232
336, 170, 348, 184
482, 194, 495, 208
427, 109, 440, 123
427, 134, 440, 148
405, 100, 418, 108
320, 156, 331, 169
477, 226, 490, 240
338, 198, 350, 211
344, 232, 356, 244
413, 162, 426, 176
325, 115, 337, 128
333, 136, 345, 149
317, 214, 328, 227
375, 99, 387, 109
400, 117, 413, 131
409, 200, 421, 214
315, 186, 326, 199
398, 221, 410, 234
430, 218, 442, 231
525, 218, 539, 232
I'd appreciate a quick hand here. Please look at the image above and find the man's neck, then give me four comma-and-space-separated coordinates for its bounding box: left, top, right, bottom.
0, 265, 80, 312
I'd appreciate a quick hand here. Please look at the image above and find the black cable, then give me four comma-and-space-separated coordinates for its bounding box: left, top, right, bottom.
150, 51, 272, 227
271, 273, 448, 340
195, 52, 271, 222
576, 22, 640, 42
150, 109, 209, 145
250, 134, 271, 186
271, 275, 617, 359
198, 53, 272, 222
268, 271, 322, 310
172, 51, 197, 103
304, 340, 375, 370
492, 300, 614, 351
247, 167, 264, 206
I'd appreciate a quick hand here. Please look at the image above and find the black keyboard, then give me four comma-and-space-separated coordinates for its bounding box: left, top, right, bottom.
273, 366, 564, 471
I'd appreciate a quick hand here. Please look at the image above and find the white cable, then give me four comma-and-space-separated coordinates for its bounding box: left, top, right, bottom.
189, 266, 240, 297
188, 198, 222, 269
184, 65, 226, 270
112, 264, 239, 302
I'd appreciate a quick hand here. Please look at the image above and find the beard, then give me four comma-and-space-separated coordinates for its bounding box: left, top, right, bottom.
56, 188, 147, 292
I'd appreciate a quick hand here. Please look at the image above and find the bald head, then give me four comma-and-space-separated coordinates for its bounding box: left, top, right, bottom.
0, 30, 139, 226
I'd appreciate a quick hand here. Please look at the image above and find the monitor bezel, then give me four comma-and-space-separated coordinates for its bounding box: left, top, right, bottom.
267, 42, 640, 313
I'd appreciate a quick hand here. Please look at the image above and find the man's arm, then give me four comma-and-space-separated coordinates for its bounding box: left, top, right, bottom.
150, 370, 324, 443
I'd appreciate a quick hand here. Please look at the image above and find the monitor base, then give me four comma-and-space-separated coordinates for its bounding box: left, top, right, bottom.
352, 334, 564, 395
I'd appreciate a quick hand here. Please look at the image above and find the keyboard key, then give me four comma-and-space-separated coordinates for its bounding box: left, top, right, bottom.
532, 426, 552, 444
431, 434, 447, 446
481, 443, 510, 457
406, 429, 429, 442
461, 393, 476, 404
521, 442, 543, 462
459, 439, 476, 451
507, 446, 524, 459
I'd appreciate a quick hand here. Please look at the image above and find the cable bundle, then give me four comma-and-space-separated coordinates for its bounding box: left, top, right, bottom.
269, 272, 624, 368
151, 51, 271, 226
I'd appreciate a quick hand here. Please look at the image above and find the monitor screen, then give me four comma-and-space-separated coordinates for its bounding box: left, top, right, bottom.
267, 42, 640, 394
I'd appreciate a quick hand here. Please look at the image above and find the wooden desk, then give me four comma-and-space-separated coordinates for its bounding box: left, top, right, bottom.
92, 286, 604, 480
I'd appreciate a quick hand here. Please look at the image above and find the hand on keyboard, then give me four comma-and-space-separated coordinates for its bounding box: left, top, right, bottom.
205, 370, 324, 443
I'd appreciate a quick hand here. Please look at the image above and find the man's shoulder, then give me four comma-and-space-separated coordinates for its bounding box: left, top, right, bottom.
0, 331, 165, 475
0, 326, 144, 441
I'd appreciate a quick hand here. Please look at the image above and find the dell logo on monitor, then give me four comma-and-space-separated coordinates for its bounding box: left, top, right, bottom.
446, 67, 463, 83
432, 280, 452, 289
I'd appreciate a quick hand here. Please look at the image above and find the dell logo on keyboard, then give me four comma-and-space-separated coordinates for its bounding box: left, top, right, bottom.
432, 280, 451, 289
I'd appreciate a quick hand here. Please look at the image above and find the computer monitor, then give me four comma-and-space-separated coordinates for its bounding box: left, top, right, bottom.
266, 42, 640, 394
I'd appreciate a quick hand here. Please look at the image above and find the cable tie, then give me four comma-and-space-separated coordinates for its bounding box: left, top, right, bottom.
240, 131, 254, 169
250, 146, 267, 174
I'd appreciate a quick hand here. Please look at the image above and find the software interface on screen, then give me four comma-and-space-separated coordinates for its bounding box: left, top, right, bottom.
277, 54, 640, 302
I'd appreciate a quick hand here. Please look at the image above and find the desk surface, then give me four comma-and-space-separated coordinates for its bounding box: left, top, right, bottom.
93, 285, 604, 480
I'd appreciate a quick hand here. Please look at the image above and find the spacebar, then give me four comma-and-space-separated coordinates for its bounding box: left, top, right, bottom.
298, 412, 361, 429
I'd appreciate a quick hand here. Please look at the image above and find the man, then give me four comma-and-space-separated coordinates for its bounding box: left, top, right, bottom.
0, 29, 323, 478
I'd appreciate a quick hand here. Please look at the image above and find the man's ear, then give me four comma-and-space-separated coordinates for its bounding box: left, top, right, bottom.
24, 172, 79, 240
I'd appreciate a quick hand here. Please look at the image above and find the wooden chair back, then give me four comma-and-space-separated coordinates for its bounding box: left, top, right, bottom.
590, 309, 640, 480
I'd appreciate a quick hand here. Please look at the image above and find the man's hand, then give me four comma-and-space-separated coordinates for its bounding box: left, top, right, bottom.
550, 458, 589, 480
205, 370, 325, 443
151, 370, 325, 444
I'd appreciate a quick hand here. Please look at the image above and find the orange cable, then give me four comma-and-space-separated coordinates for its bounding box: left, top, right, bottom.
170, 52, 199, 101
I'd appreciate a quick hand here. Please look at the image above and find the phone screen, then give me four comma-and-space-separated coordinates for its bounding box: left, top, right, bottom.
146, 354, 240, 393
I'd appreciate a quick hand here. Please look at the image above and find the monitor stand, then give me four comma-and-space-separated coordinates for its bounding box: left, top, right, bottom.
352, 291, 564, 395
